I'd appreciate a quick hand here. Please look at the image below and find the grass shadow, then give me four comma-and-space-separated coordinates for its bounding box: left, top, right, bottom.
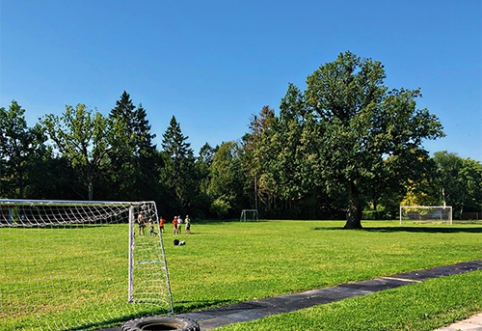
174, 299, 236, 313
314, 226, 482, 233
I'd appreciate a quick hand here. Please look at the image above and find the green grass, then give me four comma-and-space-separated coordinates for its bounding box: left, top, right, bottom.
217, 271, 482, 331
0, 225, 162, 331
1, 220, 481, 330
163, 221, 481, 312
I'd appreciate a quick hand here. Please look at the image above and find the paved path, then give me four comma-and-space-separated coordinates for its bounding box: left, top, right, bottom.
432, 312, 482, 331
99, 260, 482, 331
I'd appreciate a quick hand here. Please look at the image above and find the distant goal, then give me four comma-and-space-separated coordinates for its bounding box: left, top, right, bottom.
240, 209, 258, 222
400, 206, 453, 225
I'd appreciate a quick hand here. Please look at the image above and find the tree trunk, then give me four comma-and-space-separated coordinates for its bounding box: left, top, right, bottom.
88, 181, 94, 200
344, 181, 362, 229
373, 199, 378, 220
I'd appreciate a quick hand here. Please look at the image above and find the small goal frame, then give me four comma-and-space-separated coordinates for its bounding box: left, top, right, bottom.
240, 209, 258, 222
399, 205, 453, 225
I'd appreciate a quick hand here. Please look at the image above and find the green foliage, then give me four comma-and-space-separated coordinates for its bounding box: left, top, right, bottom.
240, 104, 322, 218
460, 158, 482, 213
3, 55, 481, 222
41, 104, 110, 200
291, 51, 444, 227
160, 116, 199, 216
206, 141, 247, 217
234, 52, 447, 224
433, 151, 482, 217
108, 91, 159, 201
0, 101, 49, 198
210, 196, 231, 217
197, 143, 215, 195
209, 141, 238, 197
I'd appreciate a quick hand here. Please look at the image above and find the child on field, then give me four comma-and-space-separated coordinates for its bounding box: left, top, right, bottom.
177, 216, 183, 234
159, 216, 165, 233
148, 219, 156, 236
185, 215, 191, 234
172, 216, 178, 234
137, 213, 146, 235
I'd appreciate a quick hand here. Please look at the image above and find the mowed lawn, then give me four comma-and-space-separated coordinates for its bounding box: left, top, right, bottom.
164, 221, 481, 312
1, 220, 481, 330
164, 220, 482, 331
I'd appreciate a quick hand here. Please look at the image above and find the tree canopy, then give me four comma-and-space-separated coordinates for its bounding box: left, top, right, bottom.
41, 104, 110, 200
2, 52, 479, 224
300, 51, 444, 228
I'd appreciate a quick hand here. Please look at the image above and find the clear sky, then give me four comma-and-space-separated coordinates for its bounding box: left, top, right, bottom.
1, 0, 481, 161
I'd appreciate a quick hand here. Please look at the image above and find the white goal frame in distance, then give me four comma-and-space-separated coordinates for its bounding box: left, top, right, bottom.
240, 209, 258, 222
399, 205, 453, 225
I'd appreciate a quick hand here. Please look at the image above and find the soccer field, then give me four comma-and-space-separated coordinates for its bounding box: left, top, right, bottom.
1, 220, 481, 330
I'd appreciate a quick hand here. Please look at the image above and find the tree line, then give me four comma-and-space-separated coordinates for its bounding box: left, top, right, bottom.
1, 52, 481, 228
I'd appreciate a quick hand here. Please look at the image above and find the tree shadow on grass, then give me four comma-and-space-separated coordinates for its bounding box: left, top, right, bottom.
174, 299, 236, 313
314, 226, 482, 233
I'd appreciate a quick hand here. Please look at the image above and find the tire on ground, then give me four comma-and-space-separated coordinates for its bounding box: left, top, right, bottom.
121, 316, 200, 331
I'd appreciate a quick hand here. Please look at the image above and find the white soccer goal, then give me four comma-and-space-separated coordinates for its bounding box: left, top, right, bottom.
399, 205, 453, 225
0, 199, 173, 331
240, 209, 258, 222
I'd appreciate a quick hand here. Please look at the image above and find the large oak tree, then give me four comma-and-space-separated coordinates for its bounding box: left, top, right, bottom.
297, 51, 445, 228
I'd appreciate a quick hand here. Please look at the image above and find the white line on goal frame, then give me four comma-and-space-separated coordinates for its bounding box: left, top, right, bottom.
128, 205, 135, 303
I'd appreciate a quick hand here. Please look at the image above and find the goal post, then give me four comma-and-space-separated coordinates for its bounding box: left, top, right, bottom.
240, 209, 258, 222
0, 199, 173, 331
399, 205, 453, 225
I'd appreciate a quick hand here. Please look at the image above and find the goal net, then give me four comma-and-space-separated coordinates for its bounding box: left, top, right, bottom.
240, 209, 258, 222
399, 205, 453, 225
0, 199, 173, 331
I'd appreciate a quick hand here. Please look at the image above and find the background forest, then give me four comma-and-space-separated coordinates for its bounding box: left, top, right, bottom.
1, 53, 481, 224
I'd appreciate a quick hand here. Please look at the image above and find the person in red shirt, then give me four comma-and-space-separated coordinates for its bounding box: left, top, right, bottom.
159, 216, 165, 233
172, 216, 178, 234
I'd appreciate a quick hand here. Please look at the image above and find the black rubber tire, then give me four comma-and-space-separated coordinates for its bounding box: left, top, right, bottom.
121, 316, 200, 331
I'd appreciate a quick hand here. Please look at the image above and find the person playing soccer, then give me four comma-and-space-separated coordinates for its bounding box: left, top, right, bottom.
172, 216, 178, 234
185, 215, 191, 234
159, 216, 165, 233
137, 213, 146, 235
148, 219, 156, 236
177, 215, 183, 234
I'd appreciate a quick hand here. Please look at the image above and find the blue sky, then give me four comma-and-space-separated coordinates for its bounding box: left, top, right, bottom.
1, 0, 481, 161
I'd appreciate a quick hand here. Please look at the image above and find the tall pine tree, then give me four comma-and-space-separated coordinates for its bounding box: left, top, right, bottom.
160, 116, 197, 215
109, 91, 158, 200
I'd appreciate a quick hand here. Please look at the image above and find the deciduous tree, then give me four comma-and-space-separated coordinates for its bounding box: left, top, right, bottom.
300, 51, 445, 228
0, 101, 47, 198
42, 104, 110, 200
434, 151, 482, 218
